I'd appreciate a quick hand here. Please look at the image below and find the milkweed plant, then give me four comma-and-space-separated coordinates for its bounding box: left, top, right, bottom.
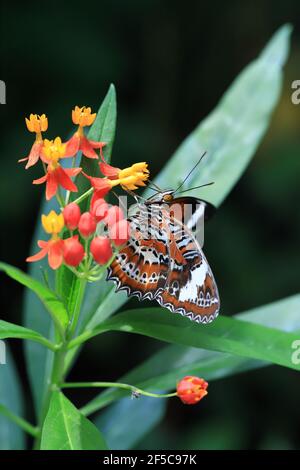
0, 25, 299, 450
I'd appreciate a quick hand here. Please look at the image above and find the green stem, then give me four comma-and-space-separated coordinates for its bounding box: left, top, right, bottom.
65, 159, 76, 205
0, 404, 38, 438
61, 382, 177, 399
56, 189, 65, 209
72, 187, 93, 205
67, 278, 87, 338
33, 344, 67, 449
67, 329, 99, 349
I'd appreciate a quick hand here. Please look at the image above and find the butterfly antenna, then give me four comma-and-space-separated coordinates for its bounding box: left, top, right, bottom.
174, 151, 207, 193
125, 188, 147, 203
148, 179, 162, 192
176, 181, 215, 194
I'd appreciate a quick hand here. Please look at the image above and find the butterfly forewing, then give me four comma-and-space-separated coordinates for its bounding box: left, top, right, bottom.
107, 197, 220, 324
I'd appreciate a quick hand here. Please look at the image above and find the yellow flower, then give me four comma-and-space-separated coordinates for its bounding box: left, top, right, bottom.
42, 137, 66, 166
116, 163, 150, 190
25, 114, 48, 134
100, 161, 149, 190
72, 106, 96, 127
41, 210, 64, 235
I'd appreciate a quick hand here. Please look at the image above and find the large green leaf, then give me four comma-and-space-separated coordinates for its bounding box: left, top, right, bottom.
94, 395, 166, 450
23, 86, 117, 415
83, 25, 291, 332
0, 347, 25, 449
146, 24, 291, 206
0, 262, 68, 334
40, 392, 107, 450
81, 294, 300, 416
87, 307, 300, 371
75, 83, 117, 200
0, 320, 55, 350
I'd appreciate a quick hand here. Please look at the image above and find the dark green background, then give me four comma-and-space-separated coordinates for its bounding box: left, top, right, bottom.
1, 0, 300, 449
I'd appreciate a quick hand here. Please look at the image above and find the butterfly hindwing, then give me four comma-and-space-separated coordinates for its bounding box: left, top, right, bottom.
107, 198, 220, 324
107, 207, 170, 300
154, 203, 219, 323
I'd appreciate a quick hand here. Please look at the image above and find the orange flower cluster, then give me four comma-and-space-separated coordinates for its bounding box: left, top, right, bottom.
19, 107, 149, 201
21, 105, 149, 277
27, 199, 130, 271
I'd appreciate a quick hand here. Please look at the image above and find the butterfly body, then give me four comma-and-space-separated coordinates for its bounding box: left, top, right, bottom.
107, 190, 220, 324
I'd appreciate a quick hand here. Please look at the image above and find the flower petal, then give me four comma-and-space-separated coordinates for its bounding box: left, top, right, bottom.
65, 133, 80, 157
64, 167, 82, 178
82, 172, 112, 192
80, 136, 99, 159
99, 161, 120, 178
19, 141, 43, 169
26, 243, 49, 263
33, 174, 48, 185
48, 240, 64, 270
46, 171, 58, 200
56, 166, 78, 192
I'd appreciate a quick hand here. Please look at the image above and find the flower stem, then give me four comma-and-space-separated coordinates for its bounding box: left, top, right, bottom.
67, 277, 87, 338
72, 187, 93, 205
33, 273, 87, 448
33, 343, 67, 449
61, 381, 177, 399
0, 404, 39, 438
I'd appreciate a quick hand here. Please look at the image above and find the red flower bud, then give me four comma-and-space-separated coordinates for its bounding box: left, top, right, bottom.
105, 205, 124, 229
63, 235, 85, 267
109, 219, 130, 246
63, 203, 81, 230
90, 236, 113, 265
90, 198, 109, 222
78, 212, 96, 238
176, 376, 208, 405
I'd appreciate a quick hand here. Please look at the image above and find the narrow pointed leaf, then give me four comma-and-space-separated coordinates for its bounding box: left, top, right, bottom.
84, 25, 292, 331
0, 262, 68, 333
41, 392, 107, 450
81, 294, 300, 416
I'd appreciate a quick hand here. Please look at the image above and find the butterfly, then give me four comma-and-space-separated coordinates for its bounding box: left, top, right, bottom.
107, 157, 220, 324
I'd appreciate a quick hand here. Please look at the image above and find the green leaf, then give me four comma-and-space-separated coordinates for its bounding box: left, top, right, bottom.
0, 347, 25, 449
0, 320, 56, 350
81, 294, 300, 416
146, 24, 292, 207
40, 392, 107, 450
93, 307, 300, 371
75, 83, 117, 200
94, 395, 166, 450
0, 262, 69, 335
83, 25, 292, 332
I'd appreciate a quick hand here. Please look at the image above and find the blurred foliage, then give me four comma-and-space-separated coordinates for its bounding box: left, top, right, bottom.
1, 0, 300, 450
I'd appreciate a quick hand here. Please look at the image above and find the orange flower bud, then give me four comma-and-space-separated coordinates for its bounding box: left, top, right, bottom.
90, 198, 109, 223
78, 212, 96, 238
105, 206, 124, 229
109, 219, 130, 246
177, 376, 208, 405
63, 203, 81, 230
90, 237, 113, 265
63, 236, 85, 267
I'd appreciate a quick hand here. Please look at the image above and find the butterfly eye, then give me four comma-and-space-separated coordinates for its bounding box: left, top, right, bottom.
163, 194, 173, 202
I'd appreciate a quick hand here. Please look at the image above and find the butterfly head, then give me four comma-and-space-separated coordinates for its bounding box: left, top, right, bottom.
145, 189, 175, 205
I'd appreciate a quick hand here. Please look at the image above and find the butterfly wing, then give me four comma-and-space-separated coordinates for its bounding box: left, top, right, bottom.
107, 200, 220, 324
107, 206, 171, 300
154, 200, 220, 324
